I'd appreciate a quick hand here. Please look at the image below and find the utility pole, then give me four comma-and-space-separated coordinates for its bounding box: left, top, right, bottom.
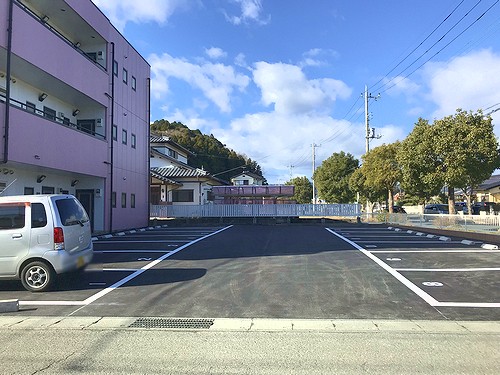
287, 164, 294, 180
364, 85, 381, 153
312, 143, 320, 204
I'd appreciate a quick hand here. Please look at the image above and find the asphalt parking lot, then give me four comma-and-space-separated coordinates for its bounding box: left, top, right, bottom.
0, 222, 498, 321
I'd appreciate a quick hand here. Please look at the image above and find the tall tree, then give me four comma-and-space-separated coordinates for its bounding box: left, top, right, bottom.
349, 167, 386, 212
361, 143, 402, 213
285, 176, 313, 204
397, 118, 443, 209
313, 151, 359, 203
431, 109, 500, 214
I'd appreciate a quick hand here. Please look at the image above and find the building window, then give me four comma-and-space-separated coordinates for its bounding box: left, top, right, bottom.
132, 76, 136, 91
131, 133, 136, 149
122, 129, 127, 144
111, 192, 116, 208
122, 68, 128, 84
112, 125, 117, 141
42, 186, 55, 194
26, 101, 36, 113
0, 182, 6, 194
131, 193, 136, 208
24, 187, 34, 195
43, 106, 56, 121
172, 189, 194, 203
121, 193, 126, 208
113, 60, 118, 77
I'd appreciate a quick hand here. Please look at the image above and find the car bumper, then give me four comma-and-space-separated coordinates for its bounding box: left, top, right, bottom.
43, 245, 93, 274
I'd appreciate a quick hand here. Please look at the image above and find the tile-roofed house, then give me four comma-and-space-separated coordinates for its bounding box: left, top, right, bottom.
149, 133, 228, 205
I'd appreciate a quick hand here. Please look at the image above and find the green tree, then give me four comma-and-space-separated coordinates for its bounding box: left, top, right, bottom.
285, 176, 313, 203
349, 167, 386, 212
431, 109, 500, 214
361, 143, 402, 213
313, 151, 359, 203
397, 118, 443, 209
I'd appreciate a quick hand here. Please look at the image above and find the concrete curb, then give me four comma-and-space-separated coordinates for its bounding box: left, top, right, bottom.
0, 317, 499, 333
0, 299, 19, 313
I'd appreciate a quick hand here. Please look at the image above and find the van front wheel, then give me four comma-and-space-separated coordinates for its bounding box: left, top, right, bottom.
21, 261, 55, 292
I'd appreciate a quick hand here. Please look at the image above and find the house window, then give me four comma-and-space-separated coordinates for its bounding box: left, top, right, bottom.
122, 129, 127, 144
172, 189, 194, 203
132, 76, 136, 91
24, 187, 34, 195
112, 125, 117, 141
111, 192, 116, 208
122, 68, 128, 84
131, 193, 136, 208
168, 148, 177, 159
113, 60, 118, 77
26, 101, 36, 113
43, 106, 56, 121
131, 133, 136, 149
121, 193, 126, 208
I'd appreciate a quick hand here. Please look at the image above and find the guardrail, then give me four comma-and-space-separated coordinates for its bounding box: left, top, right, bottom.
151, 203, 361, 218
382, 213, 500, 234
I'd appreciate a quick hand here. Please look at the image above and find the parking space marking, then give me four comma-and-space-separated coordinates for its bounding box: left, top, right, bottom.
395, 268, 500, 272
326, 228, 440, 306
326, 228, 500, 309
93, 250, 176, 253
369, 250, 500, 253
18, 226, 233, 309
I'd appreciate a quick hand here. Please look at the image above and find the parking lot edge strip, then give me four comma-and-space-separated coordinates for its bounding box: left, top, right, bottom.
81, 225, 234, 306
368, 249, 500, 253
325, 228, 440, 306
395, 268, 500, 272
433, 302, 500, 308
18, 300, 86, 306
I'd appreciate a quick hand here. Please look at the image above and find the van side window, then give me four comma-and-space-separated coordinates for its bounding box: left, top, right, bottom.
0, 204, 25, 229
31, 203, 47, 228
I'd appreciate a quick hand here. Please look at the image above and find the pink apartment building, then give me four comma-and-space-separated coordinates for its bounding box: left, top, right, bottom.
0, 0, 151, 233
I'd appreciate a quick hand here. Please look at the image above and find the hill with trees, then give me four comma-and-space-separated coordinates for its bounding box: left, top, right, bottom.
150, 120, 266, 183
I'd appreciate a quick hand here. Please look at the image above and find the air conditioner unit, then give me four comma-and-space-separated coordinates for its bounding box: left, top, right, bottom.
96, 118, 103, 127
97, 51, 104, 60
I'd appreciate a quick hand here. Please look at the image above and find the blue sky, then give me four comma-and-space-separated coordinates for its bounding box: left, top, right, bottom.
92, 0, 500, 184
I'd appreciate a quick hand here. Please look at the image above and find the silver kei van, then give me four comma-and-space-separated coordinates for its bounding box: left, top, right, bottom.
0, 194, 93, 292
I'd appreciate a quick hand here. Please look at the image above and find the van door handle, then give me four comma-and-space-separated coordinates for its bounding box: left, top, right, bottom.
12, 234, 23, 239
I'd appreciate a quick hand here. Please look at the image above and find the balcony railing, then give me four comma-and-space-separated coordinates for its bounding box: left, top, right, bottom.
1, 94, 106, 140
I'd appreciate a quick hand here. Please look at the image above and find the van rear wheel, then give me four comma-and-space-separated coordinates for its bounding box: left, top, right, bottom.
21, 261, 55, 292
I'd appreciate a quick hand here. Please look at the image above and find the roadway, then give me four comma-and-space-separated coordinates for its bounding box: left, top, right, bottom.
0, 222, 499, 374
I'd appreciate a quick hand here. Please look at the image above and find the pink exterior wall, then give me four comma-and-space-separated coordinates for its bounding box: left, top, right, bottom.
0, 0, 150, 232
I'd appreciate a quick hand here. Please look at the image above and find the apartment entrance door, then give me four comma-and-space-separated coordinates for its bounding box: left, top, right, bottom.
76, 189, 94, 232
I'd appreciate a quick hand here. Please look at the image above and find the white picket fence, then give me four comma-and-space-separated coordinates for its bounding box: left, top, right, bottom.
151, 203, 361, 218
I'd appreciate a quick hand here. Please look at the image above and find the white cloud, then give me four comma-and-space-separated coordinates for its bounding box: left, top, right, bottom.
91, 0, 190, 31
424, 49, 500, 119
252, 62, 352, 115
205, 47, 227, 60
210, 112, 366, 179
224, 0, 270, 25
149, 53, 250, 113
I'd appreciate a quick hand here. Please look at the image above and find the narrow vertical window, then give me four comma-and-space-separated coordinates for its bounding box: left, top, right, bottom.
131, 194, 136, 208
113, 60, 118, 76
122, 129, 127, 145
122, 68, 128, 84
131, 133, 136, 149
111, 192, 116, 208
121, 193, 126, 208
112, 125, 117, 141
132, 76, 136, 91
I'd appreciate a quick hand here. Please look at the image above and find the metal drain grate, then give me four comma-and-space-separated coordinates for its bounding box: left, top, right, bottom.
129, 318, 214, 329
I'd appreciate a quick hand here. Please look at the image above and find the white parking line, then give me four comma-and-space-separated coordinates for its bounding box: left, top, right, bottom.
93, 250, 175, 253
18, 226, 233, 309
369, 250, 500, 253
396, 268, 500, 272
326, 228, 499, 309
326, 228, 439, 306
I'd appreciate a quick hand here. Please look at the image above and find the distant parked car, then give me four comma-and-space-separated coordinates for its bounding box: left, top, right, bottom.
463, 201, 500, 215
382, 206, 406, 213
424, 204, 449, 215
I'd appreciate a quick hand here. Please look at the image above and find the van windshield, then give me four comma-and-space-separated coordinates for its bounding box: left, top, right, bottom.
55, 198, 89, 226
